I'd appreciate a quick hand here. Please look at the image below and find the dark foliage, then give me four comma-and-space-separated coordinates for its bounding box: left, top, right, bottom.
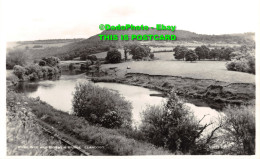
140, 92, 222, 154
185, 50, 198, 62
72, 82, 132, 128
105, 49, 122, 63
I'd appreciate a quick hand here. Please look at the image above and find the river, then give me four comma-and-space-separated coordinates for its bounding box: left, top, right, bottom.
14, 72, 221, 128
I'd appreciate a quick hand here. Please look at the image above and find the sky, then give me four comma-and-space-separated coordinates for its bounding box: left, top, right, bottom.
1, 0, 259, 41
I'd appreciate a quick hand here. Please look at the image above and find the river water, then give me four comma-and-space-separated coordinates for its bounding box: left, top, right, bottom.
14, 73, 221, 128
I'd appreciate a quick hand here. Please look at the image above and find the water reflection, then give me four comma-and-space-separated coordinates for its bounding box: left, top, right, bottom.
13, 74, 222, 128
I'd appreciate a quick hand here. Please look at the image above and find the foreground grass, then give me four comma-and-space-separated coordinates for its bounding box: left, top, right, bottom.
7, 91, 78, 155
7, 90, 171, 155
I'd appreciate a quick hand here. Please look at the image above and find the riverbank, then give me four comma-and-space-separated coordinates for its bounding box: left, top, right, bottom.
91, 72, 255, 110
6, 89, 171, 155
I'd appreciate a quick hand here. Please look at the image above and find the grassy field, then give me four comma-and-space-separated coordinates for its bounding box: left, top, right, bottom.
153, 52, 175, 60
7, 39, 83, 50
101, 60, 255, 83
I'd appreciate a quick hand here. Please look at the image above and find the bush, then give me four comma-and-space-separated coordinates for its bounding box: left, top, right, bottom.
87, 55, 98, 62
226, 59, 249, 72
41, 56, 60, 67
140, 92, 221, 154
68, 63, 74, 70
13, 58, 61, 81
226, 50, 255, 74
41, 66, 48, 77
13, 65, 27, 80
105, 49, 121, 63
220, 105, 255, 155
25, 64, 43, 79
149, 53, 155, 59
7, 91, 171, 155
38, 60, 46, 66
72, 82, 132, 128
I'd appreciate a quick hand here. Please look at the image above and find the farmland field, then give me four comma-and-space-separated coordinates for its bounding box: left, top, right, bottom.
102, 60, 255, 83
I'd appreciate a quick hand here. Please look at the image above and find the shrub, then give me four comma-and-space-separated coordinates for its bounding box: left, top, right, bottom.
220, 105, 255, 155
226, 51, 255, 74
41, 56, 60, 67
68, 63, 74, 70
25, 64, 43, 79
41, 66, 48, 77
13, 62, 61, 81
246, 55, 255, 74
13, 65, 27, 80
226, 59, 249, 72
72, 82, 132, 128
140, 92, 221, 154
149, 53, 155, 59
38, 60, 46, 66
7, 91, 171, 155
46, 66, 55, 76
87, 55, 98, 62
105, 49, 121, 63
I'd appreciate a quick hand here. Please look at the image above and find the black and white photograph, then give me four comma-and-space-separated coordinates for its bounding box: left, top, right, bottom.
0, 0, 259, 157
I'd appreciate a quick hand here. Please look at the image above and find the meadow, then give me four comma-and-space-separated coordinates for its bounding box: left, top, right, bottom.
101, 60, 255, 83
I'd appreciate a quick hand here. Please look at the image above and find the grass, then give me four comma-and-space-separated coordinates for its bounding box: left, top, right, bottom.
101, 60, 255, 83
6, 91, 78, 155
6, 90, 171, 155
153, 52, 175, 60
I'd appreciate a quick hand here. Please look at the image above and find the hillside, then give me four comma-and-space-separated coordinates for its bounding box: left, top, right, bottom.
8, 29, 255, 60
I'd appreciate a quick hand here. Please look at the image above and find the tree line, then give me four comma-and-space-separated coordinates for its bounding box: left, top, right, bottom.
13, 57, 61, 81
173, 45, 236, 61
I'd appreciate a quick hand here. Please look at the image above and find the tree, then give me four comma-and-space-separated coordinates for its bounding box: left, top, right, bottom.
173, 46, 188, 60
95, 60, 101, 72
13, 65, 27, 80
80, 54, 87, 60
220, 105, 255, 155
195, 45, 210, 60
105, 49, 122, 63
208, 48, 219, 60
129, 45, 150, 60
222, 47, 234, 60
218, 47, 226, 60
140, 92, 222, 154
123, 45, 131, 61
72, 82, 132, 128
86, 55, 98, 64
201, 45, 210, 59
41, 57, 60, 67
185, 50, 198, 62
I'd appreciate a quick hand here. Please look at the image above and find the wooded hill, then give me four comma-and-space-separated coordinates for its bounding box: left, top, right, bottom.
8, 29, 255, 60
